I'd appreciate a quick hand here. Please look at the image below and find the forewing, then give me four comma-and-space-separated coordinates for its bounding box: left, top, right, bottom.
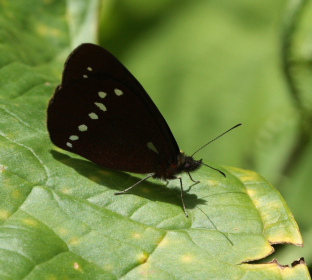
47, 44, 180, 173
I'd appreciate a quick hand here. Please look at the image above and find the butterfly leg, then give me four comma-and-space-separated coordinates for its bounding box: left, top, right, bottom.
187, 172, 200, 183
115, 173, 154, 195
177, 176, 189, 218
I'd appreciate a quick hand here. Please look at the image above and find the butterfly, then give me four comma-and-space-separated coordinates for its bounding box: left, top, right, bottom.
47, 43, 240, 216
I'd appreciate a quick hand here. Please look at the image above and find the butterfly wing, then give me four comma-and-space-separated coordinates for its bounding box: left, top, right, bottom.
47, 44, 180, 174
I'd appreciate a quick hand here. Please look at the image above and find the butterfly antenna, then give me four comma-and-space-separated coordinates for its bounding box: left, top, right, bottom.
191, 123, 242, 157
201, 162, 226, 177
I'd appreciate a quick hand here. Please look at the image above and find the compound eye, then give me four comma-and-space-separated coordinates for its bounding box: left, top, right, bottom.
184, 163, 191, 170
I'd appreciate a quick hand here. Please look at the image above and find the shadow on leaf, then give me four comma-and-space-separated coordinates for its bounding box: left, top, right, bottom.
50, 150, 207, 210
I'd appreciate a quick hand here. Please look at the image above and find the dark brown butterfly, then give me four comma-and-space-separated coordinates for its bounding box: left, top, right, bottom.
47, 43, 240, 216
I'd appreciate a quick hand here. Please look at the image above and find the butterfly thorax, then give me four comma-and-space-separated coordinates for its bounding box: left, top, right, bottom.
153, 152, 202, 180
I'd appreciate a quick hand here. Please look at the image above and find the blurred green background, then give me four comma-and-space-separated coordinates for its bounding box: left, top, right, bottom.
92, 0, 312, 269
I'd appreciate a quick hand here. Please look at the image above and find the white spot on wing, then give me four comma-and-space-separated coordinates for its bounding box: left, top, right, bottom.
98, 91, 107, 98
87, 67, 92, 71
147, 142, 159, 154
83, 75, 88, 78
114, 89, 123, 96
78, 124, 88, 131
94, 102, 107, 112
89, 112, 98, 119
69, 135, 79, 141
66, 142, 73, 148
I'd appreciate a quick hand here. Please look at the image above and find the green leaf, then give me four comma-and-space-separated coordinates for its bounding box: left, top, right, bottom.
0, 0, 309, 279
0, 94, 307, 278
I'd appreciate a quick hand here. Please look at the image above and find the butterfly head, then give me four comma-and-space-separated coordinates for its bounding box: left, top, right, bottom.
177, 151, 202, 174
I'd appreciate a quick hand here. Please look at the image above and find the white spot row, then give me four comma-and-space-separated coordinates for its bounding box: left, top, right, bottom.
66, 68, 124, 148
